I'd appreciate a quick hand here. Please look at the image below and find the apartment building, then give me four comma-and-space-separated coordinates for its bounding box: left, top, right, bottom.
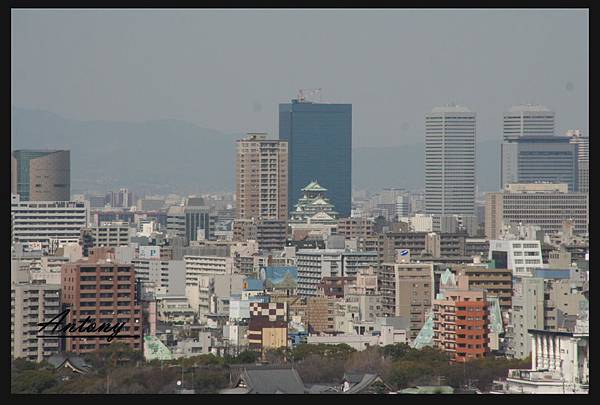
61, 250, 143, 354
454, 265, 513, 311
433, 276, 489, 362
232, 218, 288, 252
11, 276, 62, 362
235, 133, 288, 221
306, 296, 338, 334
296, 249, 378, 297
337, 217, 374, 240
379, 262, 434, 340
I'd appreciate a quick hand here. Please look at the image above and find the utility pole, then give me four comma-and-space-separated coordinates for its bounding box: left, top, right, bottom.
106, 374, 110, 394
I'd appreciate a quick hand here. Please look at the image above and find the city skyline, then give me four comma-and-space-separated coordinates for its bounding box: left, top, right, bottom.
9, 7, 589, 396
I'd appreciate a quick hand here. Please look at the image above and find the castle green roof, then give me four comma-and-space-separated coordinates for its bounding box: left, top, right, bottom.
302, 181, 327, 192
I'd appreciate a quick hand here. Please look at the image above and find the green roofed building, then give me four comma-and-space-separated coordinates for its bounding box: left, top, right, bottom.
143, 335, 173, 361
290, 180, 339, 224
411, 311, 434, 349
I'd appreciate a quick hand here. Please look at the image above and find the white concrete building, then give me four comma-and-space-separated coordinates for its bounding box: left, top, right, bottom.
295, 249, 379, 297
489, 240, 543, 278
11, 194, 89, 252
156, 295, 196, 324
493, 326, 589, 394
132, 258, 186, 296
84, 221, 133, 247
400, 214, 433, 232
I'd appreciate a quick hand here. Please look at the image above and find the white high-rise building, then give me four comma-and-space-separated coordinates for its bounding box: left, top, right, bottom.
502, 104, 555, 140
425, 105, 476, 216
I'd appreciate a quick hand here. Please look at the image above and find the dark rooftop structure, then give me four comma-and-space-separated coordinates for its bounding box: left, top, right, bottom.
221, 364, 306, 394
46, 353, 92, 374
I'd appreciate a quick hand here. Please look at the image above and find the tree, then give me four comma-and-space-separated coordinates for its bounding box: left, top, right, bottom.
11, 369, 59, 394
296, 354, 345, 384
344, 346, 389, 375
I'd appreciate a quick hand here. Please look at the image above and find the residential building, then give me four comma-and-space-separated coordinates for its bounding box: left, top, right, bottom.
425, 105, 476, 216
11, 277, 62, 362
337, 217, 374, 240
61, 250, 143, 354
316, 277, 355, 298
235, 133, 288, 221
485, 183, 588, 239
11, 194, 89, 252
232, 218, 288, 252
432, 275, 489, 362
379, 262, 434, 340
454, 264, 512, 311
184, 255, 235, 314
296, 249, 378, 297
306, 295, 338, 334
12, 149, 70, 201
279, 97, 352, 217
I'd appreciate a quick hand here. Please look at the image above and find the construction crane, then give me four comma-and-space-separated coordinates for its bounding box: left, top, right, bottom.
298, 88, 322, 103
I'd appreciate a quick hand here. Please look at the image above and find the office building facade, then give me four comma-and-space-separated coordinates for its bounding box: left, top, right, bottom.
279, 99, 352, 217
425, 105, 476, 216
485, 183, 588, 239
12, 150, 70, 201
566, 129, 589, 193
501, 105, 577, 191
11, 194, 89, 251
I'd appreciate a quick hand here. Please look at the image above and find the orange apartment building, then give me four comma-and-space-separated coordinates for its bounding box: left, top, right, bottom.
433, 275, 489, 362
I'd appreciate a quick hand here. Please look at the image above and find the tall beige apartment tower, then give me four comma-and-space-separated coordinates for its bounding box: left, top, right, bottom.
236, 133, 288, 221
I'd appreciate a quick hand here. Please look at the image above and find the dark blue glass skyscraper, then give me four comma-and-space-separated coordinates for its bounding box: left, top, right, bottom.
279, 99, 352, 217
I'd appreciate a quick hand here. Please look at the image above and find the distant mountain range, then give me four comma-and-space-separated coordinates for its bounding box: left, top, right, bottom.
11, 106, 500, 195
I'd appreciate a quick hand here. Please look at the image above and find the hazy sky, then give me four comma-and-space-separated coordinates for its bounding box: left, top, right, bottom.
12, 9, 588, 147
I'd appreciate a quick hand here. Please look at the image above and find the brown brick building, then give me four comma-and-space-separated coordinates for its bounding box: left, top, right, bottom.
61, 249, 142, 354
453, 265, 513, 311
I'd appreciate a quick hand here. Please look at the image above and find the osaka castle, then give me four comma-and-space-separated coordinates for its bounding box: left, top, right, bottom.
290, 180, 339, 225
